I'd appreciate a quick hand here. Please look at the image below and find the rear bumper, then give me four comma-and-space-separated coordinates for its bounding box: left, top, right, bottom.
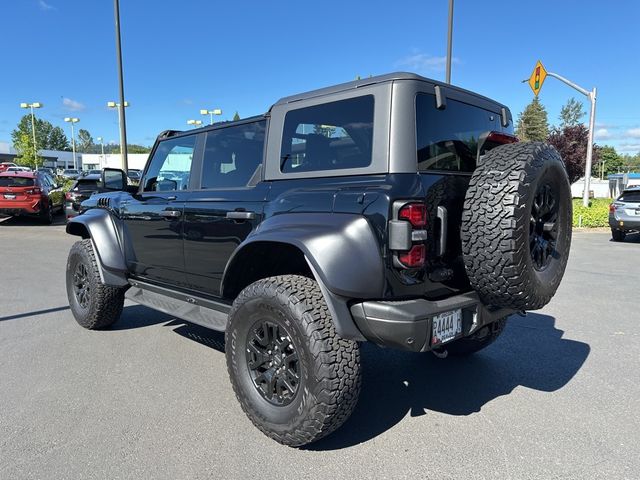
609, 215, 640, 232
65, 202, 81, 219
350, 292, 514, 352
0, 200, 41, 215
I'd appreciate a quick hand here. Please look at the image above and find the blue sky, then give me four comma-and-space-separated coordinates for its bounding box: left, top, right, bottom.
1, 0, 638, 154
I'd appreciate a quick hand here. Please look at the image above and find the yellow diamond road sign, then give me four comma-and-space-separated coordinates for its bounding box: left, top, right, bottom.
528, 60, 547, 96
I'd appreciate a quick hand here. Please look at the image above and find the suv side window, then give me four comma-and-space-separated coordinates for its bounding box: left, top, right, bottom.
143, 135, 196, 192
201, 121, 266, 189
280, 95, 374, 173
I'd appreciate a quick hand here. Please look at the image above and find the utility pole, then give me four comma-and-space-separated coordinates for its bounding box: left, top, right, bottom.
20, 102, 42, 169
64, 117, 80, 170
113, 0, 129, 173
445, 0, 454, 84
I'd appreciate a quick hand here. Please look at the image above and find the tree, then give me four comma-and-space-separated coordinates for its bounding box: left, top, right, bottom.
594, 145, 623, 178
48, 126, 70, 151
13, 132, 42, 168
547, 124, 598, 183
515, 97, 549, 141
76, 129, 94, 153
559, 97, 585, 128
110, 144, 151, 154
233, 111, 241, 121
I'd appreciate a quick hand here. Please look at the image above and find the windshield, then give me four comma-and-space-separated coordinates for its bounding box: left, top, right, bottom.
64, 170, 78, 174
0, 177, 35, 187
618, 190, 640, 203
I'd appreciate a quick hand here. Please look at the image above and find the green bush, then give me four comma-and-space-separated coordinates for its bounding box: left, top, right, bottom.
572, 198, 611, 227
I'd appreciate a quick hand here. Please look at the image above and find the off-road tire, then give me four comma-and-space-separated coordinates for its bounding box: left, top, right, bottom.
611, 229, 626, 242
66, 239, 125, 329
439, 317, 508, 356
461, 142, 572, 311
225, 275, 361, 447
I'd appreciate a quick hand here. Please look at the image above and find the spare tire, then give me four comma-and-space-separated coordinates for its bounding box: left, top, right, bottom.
461, 142, 571, 311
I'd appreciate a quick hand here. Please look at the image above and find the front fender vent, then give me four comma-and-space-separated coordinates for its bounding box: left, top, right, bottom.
97, 197, 111, 208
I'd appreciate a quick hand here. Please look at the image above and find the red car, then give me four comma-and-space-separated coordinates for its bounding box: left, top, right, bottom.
0, 171, 64, 224
0, 162, 18, 173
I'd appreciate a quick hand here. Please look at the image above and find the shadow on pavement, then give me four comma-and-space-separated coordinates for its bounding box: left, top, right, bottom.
308, 313, 590, 450
0, 305, 70, 322
0, 213, 66, 226
113, 305, 226, 353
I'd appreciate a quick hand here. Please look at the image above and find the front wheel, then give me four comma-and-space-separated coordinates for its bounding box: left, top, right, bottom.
66, 239, 126, 329
225, 275, 361, 447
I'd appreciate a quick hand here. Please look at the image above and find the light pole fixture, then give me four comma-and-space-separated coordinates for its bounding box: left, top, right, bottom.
19, 102, 43, 169
64, 117, 80, 170
187, 119, 203, 128
97, 136, 106, 169
200, 108, 222, 125
113, 0, 129, 173
107, 101, 129, 164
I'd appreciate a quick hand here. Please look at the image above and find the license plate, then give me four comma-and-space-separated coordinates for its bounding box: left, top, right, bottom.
431, 309, 462, 346
4, 194, 15, 199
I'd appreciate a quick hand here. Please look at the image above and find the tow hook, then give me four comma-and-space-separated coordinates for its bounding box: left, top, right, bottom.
432, 348, 448, 359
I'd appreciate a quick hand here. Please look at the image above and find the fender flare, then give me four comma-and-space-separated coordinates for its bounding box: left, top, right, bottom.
222, 213, 385, 340
66, 209, 128, 287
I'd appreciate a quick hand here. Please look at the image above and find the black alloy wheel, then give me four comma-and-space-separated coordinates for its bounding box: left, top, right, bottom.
246, 319, 300, 406
530, 183, 559, 271
73, 262, 91, 309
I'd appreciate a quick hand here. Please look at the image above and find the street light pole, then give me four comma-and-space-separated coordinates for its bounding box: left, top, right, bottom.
187, 119, 202, 128
97, 137, 105, 169
20, 102, 42, 169
200, 108, 222, 125
544, 72, 596, 207
113, 0, 129, 173
446, 0, 454, 84
64, 117, 80, 170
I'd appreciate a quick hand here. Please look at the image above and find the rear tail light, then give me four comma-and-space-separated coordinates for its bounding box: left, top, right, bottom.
66, 192, 73, 200
25, 187, 41, 195
609, 203, 616, 213
398, 203, 427, 228
398, 245, 426, 268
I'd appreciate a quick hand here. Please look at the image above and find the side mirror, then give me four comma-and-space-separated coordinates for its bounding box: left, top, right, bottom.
102, 168, 127, 191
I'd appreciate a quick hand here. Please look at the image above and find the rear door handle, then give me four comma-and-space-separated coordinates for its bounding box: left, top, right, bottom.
226, 211, 256, 220
160, 209, 182, 218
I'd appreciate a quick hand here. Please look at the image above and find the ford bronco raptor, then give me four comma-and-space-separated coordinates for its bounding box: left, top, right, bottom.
64, 73, 572, 446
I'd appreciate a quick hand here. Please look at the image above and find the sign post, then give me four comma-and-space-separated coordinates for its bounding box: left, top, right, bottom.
524, 60, 596, 207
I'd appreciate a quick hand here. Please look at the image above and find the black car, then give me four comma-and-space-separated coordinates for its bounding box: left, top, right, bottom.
64, 174, 107, 219
64, 73, 572, 446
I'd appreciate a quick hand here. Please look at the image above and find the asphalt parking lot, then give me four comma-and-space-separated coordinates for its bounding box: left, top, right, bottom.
1, 216, 639, 480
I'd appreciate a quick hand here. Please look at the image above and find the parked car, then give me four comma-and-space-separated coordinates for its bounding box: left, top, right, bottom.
7, 166, 32, 172
37, 167, 55, 176
64, 72, 572, 446
610, 186, 640, 241
0, 162, 18, 173
62, 169, 81, 180
126, 169, 141, 184
80, 169, 102, 177
65, 174, 108, 219
0, 171, 64, 223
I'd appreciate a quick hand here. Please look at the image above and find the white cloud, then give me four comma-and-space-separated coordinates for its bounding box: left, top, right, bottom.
625, 128, 640, 138
618, 143, 640, 154
595, 128, 612, 140
396, 52, 459, 74
62, 97, 85, 112
38, 0, 55, 11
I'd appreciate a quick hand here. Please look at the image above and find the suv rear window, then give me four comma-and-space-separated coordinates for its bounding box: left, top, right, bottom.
619, 190, 640, 202
280, 95, 374, 173
416, 93, 508, 173
73, 179, 101, 190
0, 177, 35, 187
